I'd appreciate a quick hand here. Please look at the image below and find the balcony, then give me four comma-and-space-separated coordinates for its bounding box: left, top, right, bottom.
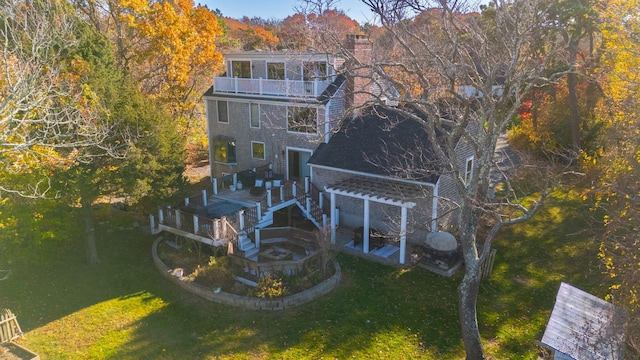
213, 77, 332, 98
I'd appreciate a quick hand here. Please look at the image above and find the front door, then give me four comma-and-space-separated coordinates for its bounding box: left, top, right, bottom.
287, 149, 311, 180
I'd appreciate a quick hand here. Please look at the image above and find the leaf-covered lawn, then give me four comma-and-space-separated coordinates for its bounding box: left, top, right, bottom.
0, 191, 605, 359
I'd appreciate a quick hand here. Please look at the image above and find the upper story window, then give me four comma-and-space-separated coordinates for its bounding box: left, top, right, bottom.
250, 103, 260, 128
267, 62, 285, 80
213, 139, 236, 164
464, 156, 474, 184
232, 61, 251, 78
251, 141, 265, 160
303, 61, 328, 80
287, 106, 317, 134
217, 101, 229, 123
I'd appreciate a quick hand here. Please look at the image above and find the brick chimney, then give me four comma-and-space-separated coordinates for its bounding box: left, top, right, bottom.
344, 34, 372, 110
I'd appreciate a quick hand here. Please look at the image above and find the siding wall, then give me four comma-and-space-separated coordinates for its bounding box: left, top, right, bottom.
311, 167, 434, 233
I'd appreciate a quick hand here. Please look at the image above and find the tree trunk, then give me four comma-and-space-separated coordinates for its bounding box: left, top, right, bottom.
81, 197, 101, 264
567, 43, 581, 153
459, 258, 485, 359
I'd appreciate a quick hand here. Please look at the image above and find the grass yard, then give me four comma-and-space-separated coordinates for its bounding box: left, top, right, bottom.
0, 190, 606, 359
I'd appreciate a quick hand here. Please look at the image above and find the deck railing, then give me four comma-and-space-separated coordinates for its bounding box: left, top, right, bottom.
213, 77, 331, 98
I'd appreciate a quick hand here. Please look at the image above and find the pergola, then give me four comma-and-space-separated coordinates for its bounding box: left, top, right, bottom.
325, 176, 434, 265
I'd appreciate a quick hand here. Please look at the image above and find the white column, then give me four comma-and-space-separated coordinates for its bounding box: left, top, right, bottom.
233, 173, 238, 186
279, 185, 284, 202
267, 189, 272, 207
292, 181, 297, 197
304, 177, 310, 194
202, 189, 208, 206
255, 228, 261, 248
330, 192, 336, 244
400, 206, 408, 265
319, 192, 324, 209
239, 210, 245, 231
431, 184, 439, 231
363, 199, 370, 254
158, 208, 164, 223
184, 197, 190, 206
213, 178, 218, 195
213, 219, 220, 240
193, 215, 199, 234
149, 214, 155, 232
256, 202, 262, 221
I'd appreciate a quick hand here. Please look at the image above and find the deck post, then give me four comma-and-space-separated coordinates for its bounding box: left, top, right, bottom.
400, 206, 408, 265
256, 202, 262, 221
158, 208, 164, 223
234, 77, 239, 93
255, 228, 261, 248
213, 219, 220, 240
202, 189, 208, 206
304, 176, 310, 194
149, 214, 155, 232
267, 189, 272, 207
213, 178, 218, 195
319, 191, 324, 209
184, 197, 189, 206
233, 173, 238, 186
363, 199, 370, 254
306, 197, 311, 214
176, 210, 182, 229
221, 217, 227, 237
292, 181, 297, 197
239, 210, 245, 231
279, 185, 284, 201
193, 215, 199, 235
330, 192, 336, 244
259, 77, 263, 95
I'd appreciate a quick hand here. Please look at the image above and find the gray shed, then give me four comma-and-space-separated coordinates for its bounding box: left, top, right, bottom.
541, 282, 627, 360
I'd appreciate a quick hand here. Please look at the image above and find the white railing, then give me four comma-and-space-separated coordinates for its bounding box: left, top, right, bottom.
213, 77, 331, 98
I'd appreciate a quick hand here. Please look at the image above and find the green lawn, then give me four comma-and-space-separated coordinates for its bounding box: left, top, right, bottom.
0, 190, 605, 359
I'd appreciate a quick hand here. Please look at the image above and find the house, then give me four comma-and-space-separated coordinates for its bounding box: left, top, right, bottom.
203, 48, 346, 182
153, 35, 478, 267
540, 282, 626, 360
308, 105, 477, 265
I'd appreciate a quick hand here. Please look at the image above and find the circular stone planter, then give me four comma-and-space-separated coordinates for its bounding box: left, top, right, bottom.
152, 238, 341, 310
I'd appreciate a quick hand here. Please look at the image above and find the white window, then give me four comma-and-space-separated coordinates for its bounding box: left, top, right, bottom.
217, 101, 229, 123
250, 103, 260, 128
251, 141, 265, 160
464, 156, 474, 184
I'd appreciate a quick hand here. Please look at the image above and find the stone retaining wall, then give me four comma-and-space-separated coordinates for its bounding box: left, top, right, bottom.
152, 238, 341, 310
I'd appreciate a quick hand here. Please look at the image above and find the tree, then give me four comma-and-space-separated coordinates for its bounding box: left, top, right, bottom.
588, 0, 640, 355
0, 0, 115, 198
319, 0, 565, 357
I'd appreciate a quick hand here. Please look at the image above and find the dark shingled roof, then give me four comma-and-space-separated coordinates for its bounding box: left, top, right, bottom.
309, 106, 441, 184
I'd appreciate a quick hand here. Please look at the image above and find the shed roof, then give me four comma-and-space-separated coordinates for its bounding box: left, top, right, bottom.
541, 282, 626, 360
308, 106, 442, 184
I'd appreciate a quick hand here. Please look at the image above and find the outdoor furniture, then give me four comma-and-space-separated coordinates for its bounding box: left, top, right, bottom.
354, 227, 385, 250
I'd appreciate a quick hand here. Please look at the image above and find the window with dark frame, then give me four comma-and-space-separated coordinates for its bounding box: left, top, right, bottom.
287, 107, 317, 134
251, 141, 265, 160
250, 103, 260, 128
217, 100, 228, 123
213, 139, 236, 164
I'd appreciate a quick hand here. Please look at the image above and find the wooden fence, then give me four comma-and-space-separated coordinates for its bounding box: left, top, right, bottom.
0, 309, 23, 343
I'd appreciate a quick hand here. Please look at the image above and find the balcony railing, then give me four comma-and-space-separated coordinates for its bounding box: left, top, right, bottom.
213, 77, 332, 98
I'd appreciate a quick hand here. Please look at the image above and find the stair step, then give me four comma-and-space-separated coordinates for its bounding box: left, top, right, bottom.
244, 247, 259, 259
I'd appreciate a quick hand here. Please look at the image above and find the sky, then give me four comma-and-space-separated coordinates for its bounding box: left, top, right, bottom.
199, 0, 399, 25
